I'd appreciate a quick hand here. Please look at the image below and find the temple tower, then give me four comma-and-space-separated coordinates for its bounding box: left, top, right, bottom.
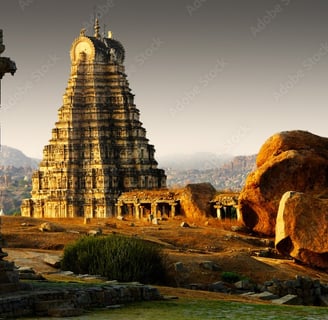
21, 22, 166, 218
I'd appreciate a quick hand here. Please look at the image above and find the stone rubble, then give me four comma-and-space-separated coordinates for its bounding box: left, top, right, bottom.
179, 266, 328, 307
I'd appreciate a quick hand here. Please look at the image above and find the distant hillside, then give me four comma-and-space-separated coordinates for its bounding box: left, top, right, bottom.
0, 146, 39, 168
0, 146, 39, 214
158, 152, 233, 170
163, 154, 256, 191
0, 147, 256, 214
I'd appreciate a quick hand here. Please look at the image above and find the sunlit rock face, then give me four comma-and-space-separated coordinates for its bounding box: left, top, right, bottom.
239, 130, 328, 236
276, 191, 328, 269
21, 21, 166, 219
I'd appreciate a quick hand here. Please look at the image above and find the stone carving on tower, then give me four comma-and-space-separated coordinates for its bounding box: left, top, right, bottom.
21, 20, 166, 218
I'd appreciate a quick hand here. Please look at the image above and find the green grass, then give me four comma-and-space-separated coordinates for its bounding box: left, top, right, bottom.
22, 297, 328, 319
93, 299, 328, 320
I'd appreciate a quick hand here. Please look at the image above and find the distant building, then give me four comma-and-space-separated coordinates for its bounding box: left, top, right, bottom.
21, 20, 166, 218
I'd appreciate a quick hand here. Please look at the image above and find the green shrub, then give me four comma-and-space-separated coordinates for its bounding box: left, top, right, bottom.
221, 271, 242, 283
61, 234, 167, 284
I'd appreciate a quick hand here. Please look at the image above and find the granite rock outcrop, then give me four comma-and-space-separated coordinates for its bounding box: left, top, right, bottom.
239, 130, 328, 236
276, 191, 328, 269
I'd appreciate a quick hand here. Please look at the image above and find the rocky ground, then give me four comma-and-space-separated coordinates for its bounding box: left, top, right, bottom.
1, 216, 328, 301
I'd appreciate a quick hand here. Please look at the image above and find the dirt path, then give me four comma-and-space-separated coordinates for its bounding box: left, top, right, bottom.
4, 248, 62, 273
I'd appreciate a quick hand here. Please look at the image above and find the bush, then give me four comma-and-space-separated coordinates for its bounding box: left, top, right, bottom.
221, 271, 243, 283
61, 234, 167, 284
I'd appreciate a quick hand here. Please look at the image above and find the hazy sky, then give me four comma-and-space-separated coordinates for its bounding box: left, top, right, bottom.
1, 0, 328, 160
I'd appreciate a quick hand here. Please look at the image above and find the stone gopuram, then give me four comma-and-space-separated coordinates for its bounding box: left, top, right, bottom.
21, 21, 166, 219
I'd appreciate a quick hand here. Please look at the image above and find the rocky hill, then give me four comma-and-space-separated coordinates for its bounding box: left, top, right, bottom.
158, 152, 232, 170
0, 146, 39, 168
162, 154, 256, 191
0, 146, 39, 214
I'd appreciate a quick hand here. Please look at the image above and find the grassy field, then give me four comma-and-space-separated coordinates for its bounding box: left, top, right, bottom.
26, 299, 328, 320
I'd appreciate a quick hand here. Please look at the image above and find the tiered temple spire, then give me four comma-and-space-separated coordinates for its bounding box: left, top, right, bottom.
94, 18, 100, 39
21, 24, 166, 218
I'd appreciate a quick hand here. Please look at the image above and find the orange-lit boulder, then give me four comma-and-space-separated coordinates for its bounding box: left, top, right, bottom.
276, 191, 328, 269
239, 130, 328, 236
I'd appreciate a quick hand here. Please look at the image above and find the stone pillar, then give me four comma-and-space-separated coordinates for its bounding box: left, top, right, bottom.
235, 205, 241, 221
151, 202, 158, 218
214, 205, 223, 219
116, 202, 123, 217
0, 32, 20, 291
0, 29, 16, 80
127, 204, 133, 217
170, 203, 177, 218
161, 204, 167, 218
134, 203, 140, 219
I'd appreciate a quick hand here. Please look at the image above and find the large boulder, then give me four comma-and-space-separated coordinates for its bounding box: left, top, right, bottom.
276, 191, 328, 269
239, 130, 328, 236
177, 183, 216, 219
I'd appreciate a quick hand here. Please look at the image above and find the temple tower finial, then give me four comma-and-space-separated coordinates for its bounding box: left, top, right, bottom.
94, 18, 100, 39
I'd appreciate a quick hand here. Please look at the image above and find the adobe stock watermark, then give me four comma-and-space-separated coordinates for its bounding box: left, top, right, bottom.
18, 0, 36, 11
2, 54, 60, 112
170, 58, 228, 117
127, 37, 164, 75
82, 0, 115, 31
274, 42, 328, 101
186, 0, 208, 17
250, 0, 292, 37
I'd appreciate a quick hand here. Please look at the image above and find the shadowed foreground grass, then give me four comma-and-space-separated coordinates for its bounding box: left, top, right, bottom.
25, 299, 328, 320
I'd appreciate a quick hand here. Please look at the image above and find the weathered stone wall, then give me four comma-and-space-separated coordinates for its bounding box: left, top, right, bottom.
262, 276, 328, 306
0, 283, 161, 318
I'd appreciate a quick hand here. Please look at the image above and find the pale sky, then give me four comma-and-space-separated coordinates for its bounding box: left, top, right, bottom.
1, 0, 328, 160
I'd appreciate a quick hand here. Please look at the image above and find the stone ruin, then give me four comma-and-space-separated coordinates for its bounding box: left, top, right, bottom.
210, 192, 240, 220
117, 189, 178, 220
0, 29, 20, 293
117, 183, 241, 222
